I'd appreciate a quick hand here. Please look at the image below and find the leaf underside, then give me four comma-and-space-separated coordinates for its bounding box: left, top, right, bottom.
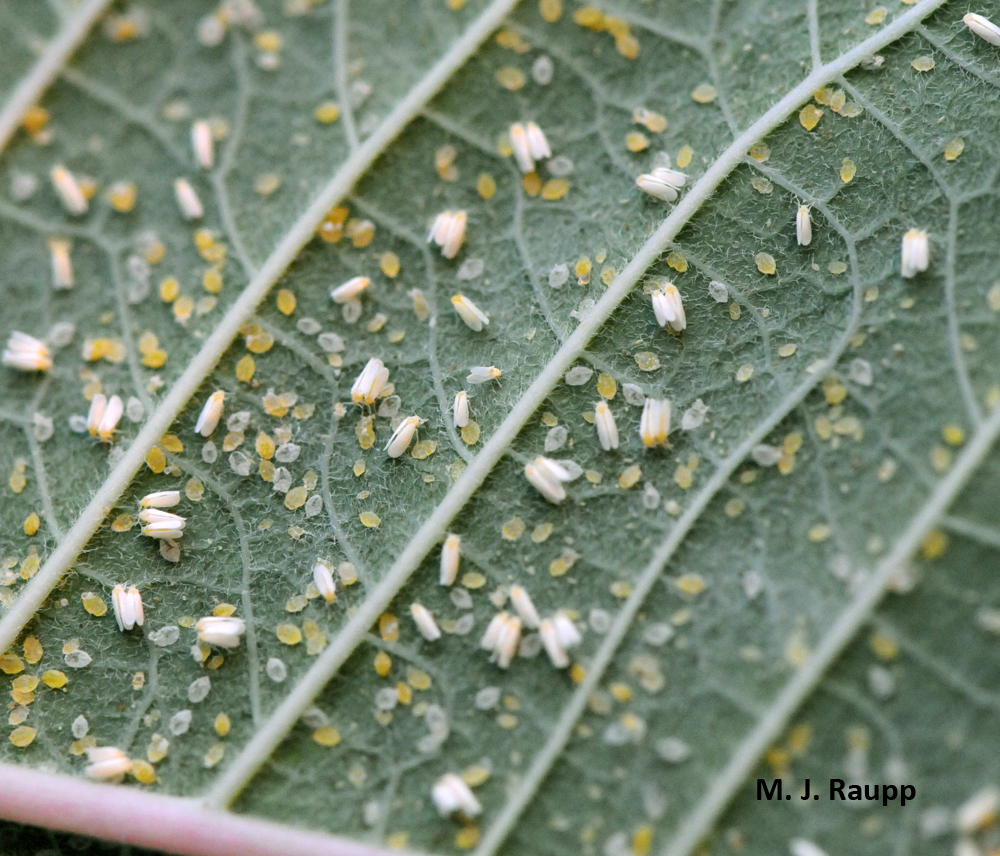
2, 1, 1000, 856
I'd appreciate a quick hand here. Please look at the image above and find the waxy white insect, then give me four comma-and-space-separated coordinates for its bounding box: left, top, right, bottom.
651, 283, 686, 332
539, 619, 569, 668
594, 401, 619, 451
385, 415, 423, 458
636, 166, 686, 202
956, 786, 1000, 834
410, 603, 442, 641
524, 456, 573, 504
440, 533, 461, 585
195, 390, 225, 437
85, 746, 132, 781
451, 294, 489, 331
480, 612, 522, 669
796, 205, 812, 246
509, 121, 551, 173
2, 332, 52, 372
194, 389, 226, 437
330, 275, 371, 304
51, 165, 88, 215
900, 228, 929, 278
467, 365, 501, 384
112, 585, 144, 632
431, 773, 482, 818
87, 393, 107, 437
640, 398, 671, 447
453, 391, 469, 428
140, 490, 180, 508
97, 394, 124, 443
191, 119, 215, 169
140, 509, 186, 540
313, 559, 337, 603
428, 210, 467, 259
49, 238, 73, 289
196, 615, 246, 648
351, 357, 390, 405
509, 585, 540, 629
174, 178, 204, 220
965, 12, 1000, 46
539, 610, 583, 669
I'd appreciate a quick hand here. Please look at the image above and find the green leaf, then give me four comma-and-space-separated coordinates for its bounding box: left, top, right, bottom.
1, 1, 995, 855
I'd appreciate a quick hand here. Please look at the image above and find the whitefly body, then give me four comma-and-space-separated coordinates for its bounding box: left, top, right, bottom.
49, 238, 73, 289
900, 228, 929, 278
428, 210, 467, 259
651, 283, 686, 332
509, 585, 540, 629
440, 533, 461, 586
524, 456, 573, 503
640, 398, 671, 447
431, 773, 482, 818
330, 276, 370, 304
453, 391, 469, 428
451, 294, 489, 331
174, 178, 204, 220
112, 585, 144, 632
97, 394, 124, 443
410, 603, 442, 641
385, 415, 422, 458
196, 615, 246, 648
313, 559, 337, 603
351, 357, 389, 405
140, 508, 185, 540
965, 12, 1000, 46
140, 490, 180, 508
3, 332, 52, 372
594, 401, 619, 451
796, 205, 812, 246
195, 390, 225, 437
51, 165, 88, 215
85, 746, 132, 781
636, 166, 686, 202
467, 365, 501, 384
191, 119, 214, 169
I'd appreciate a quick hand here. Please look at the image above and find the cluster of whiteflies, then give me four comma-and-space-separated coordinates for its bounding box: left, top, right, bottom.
139, 489, 185, 541
441, 535, 586, 673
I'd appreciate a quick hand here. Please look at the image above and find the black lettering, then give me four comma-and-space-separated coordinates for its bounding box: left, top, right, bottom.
865, 785, 879, 801
901, 785, 915, 807
883, 785, 898, 806
757, 778, 782, 801
848, 784, 862, 800
830, 779, 845, 800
